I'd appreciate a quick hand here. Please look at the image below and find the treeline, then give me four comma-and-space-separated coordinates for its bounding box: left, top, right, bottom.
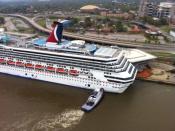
141, 16, 168, 26
0, 0, 139, 13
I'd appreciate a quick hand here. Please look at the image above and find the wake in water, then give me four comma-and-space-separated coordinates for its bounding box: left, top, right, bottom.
1, 109, 84, 131
32, 109, 84, 131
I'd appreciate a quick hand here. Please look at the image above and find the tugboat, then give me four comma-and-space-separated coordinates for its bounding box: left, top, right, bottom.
81, 88, 104, 112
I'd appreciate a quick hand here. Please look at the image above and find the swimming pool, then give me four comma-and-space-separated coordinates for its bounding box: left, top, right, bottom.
33, 38, 46, 46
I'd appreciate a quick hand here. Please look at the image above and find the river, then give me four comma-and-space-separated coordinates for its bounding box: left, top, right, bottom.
0, 74, 175, 131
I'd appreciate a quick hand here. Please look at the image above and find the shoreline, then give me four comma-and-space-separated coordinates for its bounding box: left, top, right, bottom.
137, 61, 175, 86
137, 77, 175, 86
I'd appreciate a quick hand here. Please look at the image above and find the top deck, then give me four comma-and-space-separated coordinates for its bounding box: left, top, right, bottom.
123, 49, 156, 63
0, 38, 123, 61
0, 35, 156, 63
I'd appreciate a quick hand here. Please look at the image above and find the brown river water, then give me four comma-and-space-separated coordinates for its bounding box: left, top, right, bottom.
0, 73, 175, 131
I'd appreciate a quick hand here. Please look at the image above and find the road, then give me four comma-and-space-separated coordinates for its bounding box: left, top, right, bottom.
2, 14, 175, 52
5, 32, 37, 39
14, 19, 30, 29
4, 17, 18, 32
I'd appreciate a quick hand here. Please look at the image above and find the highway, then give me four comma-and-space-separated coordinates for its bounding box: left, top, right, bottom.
2, 14, 175, 52
5, 32, 37, 39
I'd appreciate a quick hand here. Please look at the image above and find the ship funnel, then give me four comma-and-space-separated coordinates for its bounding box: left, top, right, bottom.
47, 21, 63, 44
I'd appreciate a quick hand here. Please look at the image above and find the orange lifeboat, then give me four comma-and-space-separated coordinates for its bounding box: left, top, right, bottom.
35, 64, 45, 70
0, 58, 5, 64
137, 69, 152, 78
56, 68, 67, 74
7, 60, 15, 65
46, 66, 56, 72
16, 61, 25, 67
69, 70, 79, 76
25, 63, 34, 68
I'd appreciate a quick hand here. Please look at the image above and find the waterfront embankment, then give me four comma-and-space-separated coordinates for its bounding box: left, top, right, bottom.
138, 77, 175, 86
137, 61, 175, 85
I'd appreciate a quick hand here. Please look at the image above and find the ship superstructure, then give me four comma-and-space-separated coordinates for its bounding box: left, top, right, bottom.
0, 21, 137, 93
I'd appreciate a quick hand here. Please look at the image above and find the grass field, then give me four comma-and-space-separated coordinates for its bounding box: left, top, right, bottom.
160, 26, 171, 33
150, 52, 175, 62
36, 18, 46, 28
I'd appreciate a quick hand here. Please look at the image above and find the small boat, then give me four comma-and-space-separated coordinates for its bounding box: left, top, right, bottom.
0, 58, 5, 64
25, 63, 34, 68
56, 68, 68, 74
7, 60, 15, 65
81, 88, 104, 112
69, 70, 79, 76
35, 64, 45, 70
16, 62, 25, 67
46, 66, 56, 72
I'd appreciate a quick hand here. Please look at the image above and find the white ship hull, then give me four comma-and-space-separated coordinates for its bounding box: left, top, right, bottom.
0, 64, 132, 93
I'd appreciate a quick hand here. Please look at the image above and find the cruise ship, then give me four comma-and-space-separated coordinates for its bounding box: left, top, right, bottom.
0, 21, 138, 93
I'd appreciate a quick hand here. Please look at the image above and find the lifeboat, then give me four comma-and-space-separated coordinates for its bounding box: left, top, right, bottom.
35, 64, 45, 70
25, 63, 34, 68
69, 70, 79, 76
7, 60, 15, 65
16, 61, 25, 67
46, 66, 56, 72
0, 58, 5, 64
137, 69, 152, 78
56, 68, 68, 74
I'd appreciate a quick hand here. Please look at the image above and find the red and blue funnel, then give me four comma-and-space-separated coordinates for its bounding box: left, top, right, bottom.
47, 21, 63, 44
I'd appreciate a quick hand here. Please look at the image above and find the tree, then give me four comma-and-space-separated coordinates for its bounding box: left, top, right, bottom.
71, 17, 79, 25
159, 18, 168, 25
142, 16, 154, 25
163, 36, 170, 43
96, 24, 102, 34
116, 21, 127, 32
142, 16, 168, 26
0, 17, 5, 24
84, 16, 92, 28
102, 17, 111, 24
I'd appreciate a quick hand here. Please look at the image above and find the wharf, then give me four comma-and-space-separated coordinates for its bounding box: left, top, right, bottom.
137, 77, 175, 86
137, 61, 175, 86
